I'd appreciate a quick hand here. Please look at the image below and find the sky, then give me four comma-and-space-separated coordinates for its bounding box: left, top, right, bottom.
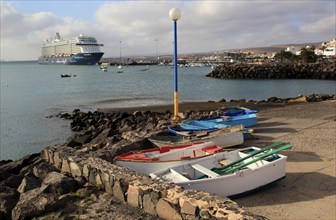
1, 0, 335, 61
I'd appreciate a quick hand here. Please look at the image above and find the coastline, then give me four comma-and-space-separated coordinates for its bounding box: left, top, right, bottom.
98, 100, 286, 113
1, 95, 335, 219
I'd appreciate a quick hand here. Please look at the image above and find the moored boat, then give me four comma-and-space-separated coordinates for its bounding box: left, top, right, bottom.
115, 142, 223, 174
149, 125, 244, 148
150, 142, 291, 198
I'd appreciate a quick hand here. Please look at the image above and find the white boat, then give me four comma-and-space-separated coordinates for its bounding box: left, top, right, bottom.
115, 142, 223, 175
149, 125, 244, 148
150, 142, 291, 198
101, 66, 108, 72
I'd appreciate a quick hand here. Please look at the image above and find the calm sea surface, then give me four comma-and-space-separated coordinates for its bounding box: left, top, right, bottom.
1, 62, 335, 160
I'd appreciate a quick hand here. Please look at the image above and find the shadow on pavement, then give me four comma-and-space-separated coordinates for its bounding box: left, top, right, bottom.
234, 172, 335, 206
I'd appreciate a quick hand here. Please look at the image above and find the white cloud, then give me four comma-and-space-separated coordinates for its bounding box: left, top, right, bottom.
0, 1, 335, 61
300, 15, 335, 34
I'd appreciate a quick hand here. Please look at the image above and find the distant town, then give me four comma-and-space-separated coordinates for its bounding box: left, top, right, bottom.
100, 38, 336, 66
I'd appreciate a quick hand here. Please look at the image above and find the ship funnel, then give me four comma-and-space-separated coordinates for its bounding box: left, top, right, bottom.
55, 33, 61, 40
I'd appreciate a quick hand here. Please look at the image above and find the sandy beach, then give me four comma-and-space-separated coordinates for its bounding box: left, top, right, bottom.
101, 99, 336, 219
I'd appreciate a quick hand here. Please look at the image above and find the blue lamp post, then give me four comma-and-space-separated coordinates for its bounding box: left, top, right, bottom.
169, 8, 181, 121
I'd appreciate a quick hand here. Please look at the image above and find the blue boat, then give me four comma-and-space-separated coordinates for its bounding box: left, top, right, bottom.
217, 106, 258, 116
167, 125, 217, 137
169, 123, 253, 140
181, 114, 257, 129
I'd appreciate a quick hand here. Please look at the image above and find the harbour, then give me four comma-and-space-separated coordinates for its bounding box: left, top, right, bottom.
1, 61, 335, 161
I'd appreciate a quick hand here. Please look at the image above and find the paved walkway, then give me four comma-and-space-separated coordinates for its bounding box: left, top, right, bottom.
235, 101, 336, 220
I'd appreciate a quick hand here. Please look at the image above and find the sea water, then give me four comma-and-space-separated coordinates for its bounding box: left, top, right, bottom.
1, 62, 335, 160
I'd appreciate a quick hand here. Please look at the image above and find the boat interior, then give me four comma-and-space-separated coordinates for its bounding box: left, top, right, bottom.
152, 147, 283, 182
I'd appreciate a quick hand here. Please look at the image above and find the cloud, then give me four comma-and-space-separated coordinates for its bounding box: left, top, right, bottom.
0, 1, 335, 61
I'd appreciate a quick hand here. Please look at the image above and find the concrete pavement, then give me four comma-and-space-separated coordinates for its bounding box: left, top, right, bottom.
235, 100, 336, 220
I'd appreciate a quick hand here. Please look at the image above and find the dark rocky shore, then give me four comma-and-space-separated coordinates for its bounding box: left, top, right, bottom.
1, 94, 335, 219
207, 58, 336, 80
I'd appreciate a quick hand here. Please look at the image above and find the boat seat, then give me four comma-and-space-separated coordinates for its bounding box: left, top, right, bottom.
191, 164, 219, 178
218, 159, 231, 166
169, 169, 190, 182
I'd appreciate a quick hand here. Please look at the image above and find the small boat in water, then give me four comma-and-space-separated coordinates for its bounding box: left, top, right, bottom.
149, 125, 244, 148
115, 142, 223, 174
100, 66, 108, 72
150, 142, 291, 198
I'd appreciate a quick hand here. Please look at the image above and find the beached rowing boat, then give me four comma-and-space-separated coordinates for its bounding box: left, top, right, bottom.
149, 125, 244, 148
115, 142, 223, 174
216, 106, 258, 116
184, 113, 258, 128
150, 142, 291, 198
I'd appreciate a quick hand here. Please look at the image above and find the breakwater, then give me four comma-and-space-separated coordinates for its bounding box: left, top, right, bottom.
0, 109, 264, 219
207, 59, 336, 80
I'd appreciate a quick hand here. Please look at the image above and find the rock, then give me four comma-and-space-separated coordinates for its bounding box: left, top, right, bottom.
33, 162, 57, 179
42, 172, 78, 195
0, 183, 19, 220
3, 174, 24, 189
66, 139, 82, 148
156, 198, 182, 220
179, 197, 198, 215
17, 176, 41, 193
289, 96, 308, 103
112, 178, 128, 203
0, 154, 40, 181
69, 161, 82, 178
11, 186, 77, 220
206, 60, 336, 80
143, 194, 157, 215
127, 185, 140, 207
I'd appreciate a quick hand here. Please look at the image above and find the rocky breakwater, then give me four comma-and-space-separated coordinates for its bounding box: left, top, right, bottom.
207, 59, 336, 80
1, 109, 264, 219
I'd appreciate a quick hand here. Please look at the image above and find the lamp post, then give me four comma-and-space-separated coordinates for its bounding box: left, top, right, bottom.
169, 8, 181, 121
119, 41, 122, 65
155, 38, 158, 61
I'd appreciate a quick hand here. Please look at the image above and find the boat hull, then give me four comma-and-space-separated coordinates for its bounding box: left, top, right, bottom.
150, 146, 288, 197
149, 126, 244, 148
38, 52, 104, 65
216, 106, 258, 116
204, 113, 257, 127
116, 160, 190, 175
115, 142, 223, 174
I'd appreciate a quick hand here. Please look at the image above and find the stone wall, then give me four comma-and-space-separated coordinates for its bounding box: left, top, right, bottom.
207, 59, 336, 80
42, 145, 264, 220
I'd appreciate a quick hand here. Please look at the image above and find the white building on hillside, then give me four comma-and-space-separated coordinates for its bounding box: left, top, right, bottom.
285, 46, 302, 55
315, 38, 336, 56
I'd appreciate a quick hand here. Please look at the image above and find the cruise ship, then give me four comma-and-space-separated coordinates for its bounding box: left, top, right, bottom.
38, 33, 104, 65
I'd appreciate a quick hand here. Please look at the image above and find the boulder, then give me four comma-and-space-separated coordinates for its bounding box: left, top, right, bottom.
156, 198, 182, 220
17, 176, 41, 193
42, 172, 78, 195
33, 162, 57, 179
0, 183, 19, 220
11, 186, 77, 220
3, 174, 24, 189
0, 154, 39, 181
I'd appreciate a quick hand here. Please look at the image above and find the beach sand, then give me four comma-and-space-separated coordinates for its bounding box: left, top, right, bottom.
101, 100, 336, 220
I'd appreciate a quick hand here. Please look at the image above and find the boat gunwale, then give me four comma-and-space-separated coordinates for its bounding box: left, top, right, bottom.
115, 142, 223, 163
